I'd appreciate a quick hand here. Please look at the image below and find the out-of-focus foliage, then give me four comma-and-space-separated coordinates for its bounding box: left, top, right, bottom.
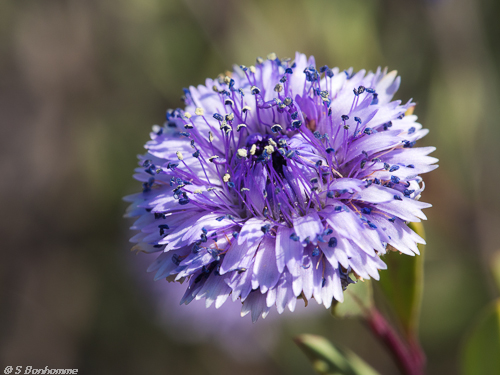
492, 252, 500, 292
461, 251, 500, 375
295, 334, 380, 375
378, 222, 425, 339
461, 299, 500, 375
332, 280, 373, 319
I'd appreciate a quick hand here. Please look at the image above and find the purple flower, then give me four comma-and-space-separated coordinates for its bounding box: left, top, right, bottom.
125, 52, 438, 322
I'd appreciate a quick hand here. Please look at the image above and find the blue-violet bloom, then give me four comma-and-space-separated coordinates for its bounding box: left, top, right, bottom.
125, 52, 438, 322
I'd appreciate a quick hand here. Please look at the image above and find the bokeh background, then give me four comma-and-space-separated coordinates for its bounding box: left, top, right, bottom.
1, 0, 500, 374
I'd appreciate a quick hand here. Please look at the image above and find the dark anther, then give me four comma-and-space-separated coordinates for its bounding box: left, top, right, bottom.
404, 189, 415, 197
304, 66, 319, 82
159, 224, 170, 236
172, 254, 181, 266
251, 86, 261, 95
263, 207, 269, 217
383, 121, 393, 131
271, 124, 283, 133
178, 196, 190, 205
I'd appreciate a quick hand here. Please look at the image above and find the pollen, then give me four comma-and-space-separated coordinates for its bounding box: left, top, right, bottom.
237, 148, 248, 158
264, 145, 275, 154
249, 144, 257, 155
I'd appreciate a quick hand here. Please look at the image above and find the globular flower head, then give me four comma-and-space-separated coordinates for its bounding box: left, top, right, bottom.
125, 52, 438, 322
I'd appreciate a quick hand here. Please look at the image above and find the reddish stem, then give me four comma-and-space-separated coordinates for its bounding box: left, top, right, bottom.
365, 308, 425, 375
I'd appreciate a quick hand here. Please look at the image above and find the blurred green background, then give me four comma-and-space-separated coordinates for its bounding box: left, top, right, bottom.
1, 0, 500, 374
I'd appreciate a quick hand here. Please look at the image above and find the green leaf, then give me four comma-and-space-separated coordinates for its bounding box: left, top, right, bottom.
332, 279, 373, 318
295, 334, 381, 375
377, 222, 425, 337
462, 299, 500, 375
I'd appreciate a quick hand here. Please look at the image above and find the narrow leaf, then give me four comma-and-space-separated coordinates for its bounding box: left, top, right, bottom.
378, 222, 425, 337
295, 334, 380, 375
